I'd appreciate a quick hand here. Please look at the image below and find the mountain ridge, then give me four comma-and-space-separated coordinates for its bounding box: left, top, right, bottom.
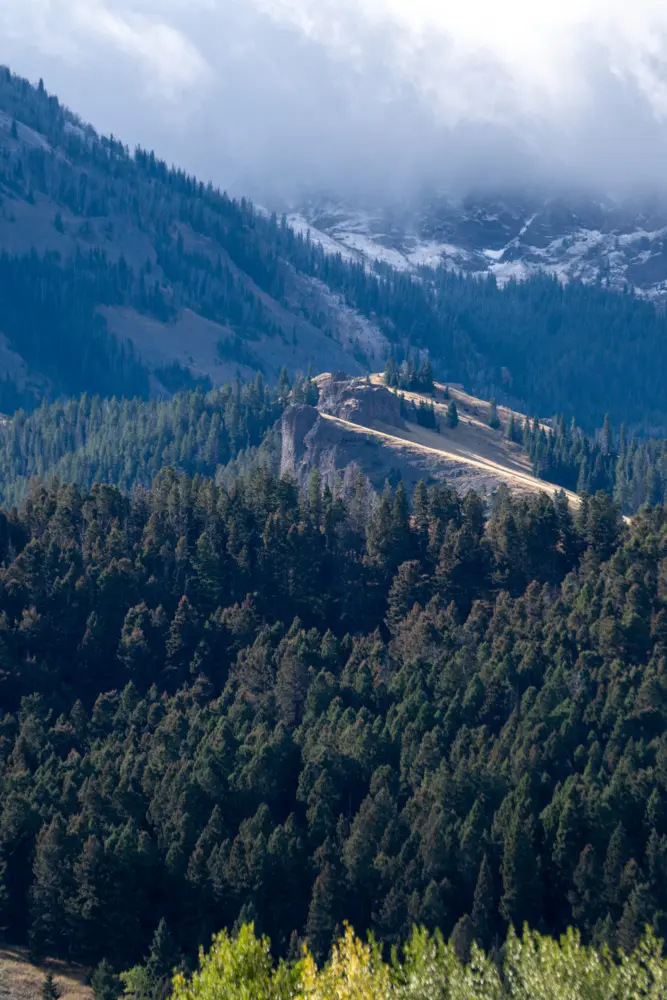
282, 371, 581, 503
5, 67, 667, 435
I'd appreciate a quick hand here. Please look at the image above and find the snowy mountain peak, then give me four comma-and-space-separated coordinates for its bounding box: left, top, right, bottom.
291, 192, 667, 298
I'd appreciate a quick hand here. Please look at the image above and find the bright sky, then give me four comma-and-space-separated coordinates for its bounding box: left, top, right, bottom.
2, 0, 667, 198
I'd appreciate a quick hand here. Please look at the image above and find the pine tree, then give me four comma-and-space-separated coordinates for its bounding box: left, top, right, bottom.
602, 413, 613, 455
445, 401, 459, 429
192, 530, 224, 614
603, 824, 630, 917
617, 883, 656, 954
145, 918, 178, 1000
500, 801, 541, 929
450, 914, 474, 963
385, 561, 427, 635
165, 597, 199, 685
42, 972, 62, 1000
277, 367, 291, 400
30, 816, 70, 960
471, 854, 495, 946
67, 835, 106, 962
306, 863, 340, 962
92, 959, 121, 1000
420, 880, 447, 931
488, 398, 501, 430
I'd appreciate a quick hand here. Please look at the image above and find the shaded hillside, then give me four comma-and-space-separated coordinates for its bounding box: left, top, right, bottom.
0, 69, 384, 407
3, 69, 667, 429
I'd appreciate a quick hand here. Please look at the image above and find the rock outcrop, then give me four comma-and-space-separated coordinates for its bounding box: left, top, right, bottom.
315, 373, 403, 427
280, 372, 580, 505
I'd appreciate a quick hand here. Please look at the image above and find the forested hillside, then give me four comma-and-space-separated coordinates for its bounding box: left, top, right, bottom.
2, 464, 667, 982
525, 412, 667, 514
0, 372, 287, 505
6, 64, 667, 999
2, 67, 667, 429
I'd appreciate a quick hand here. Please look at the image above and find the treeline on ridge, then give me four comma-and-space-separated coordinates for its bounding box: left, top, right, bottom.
0, 372, 286, 506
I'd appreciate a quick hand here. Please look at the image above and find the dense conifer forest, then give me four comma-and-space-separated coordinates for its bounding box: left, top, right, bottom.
0, 373, 286, 505
6, 67, 667, 999
1, 462, 667, 986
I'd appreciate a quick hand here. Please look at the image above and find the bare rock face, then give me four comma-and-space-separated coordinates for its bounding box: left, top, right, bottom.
281, 375, 408, 492
316, 373, 402, 428
280, 404, 319, 478
281, 373, 486, 495
281, 402, 400, 492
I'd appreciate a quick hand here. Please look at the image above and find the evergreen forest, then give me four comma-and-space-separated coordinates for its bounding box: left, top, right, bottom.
5, 66, 667, 1000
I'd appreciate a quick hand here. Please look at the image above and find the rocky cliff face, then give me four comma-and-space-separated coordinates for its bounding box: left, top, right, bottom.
281, 400, 440, 495
280, 374, 410, 491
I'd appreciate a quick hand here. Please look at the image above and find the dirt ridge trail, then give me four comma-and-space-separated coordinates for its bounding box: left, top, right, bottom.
319, 410, 581, 505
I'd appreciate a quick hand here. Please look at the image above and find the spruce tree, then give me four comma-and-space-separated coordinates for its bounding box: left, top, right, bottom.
488, 398, 501, 430
42, 972, 62, 1000
471, 854, 495, 946
30, 816, 70, 960
450, 914, 474, 963
92, 960, 121, 1000
306, 863, 340, 962
445, 400, 459, 428
145, 918, 178, 1000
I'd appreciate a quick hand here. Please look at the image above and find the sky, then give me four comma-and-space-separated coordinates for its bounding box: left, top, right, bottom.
3, 0, 667, 203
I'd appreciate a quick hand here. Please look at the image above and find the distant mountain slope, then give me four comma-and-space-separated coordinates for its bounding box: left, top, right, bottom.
0, 68, 387, 408
4, 68, 667, 432
294, 191, 667, 297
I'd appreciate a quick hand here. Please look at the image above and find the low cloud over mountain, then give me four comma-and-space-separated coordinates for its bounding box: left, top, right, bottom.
3, 0, 667, 200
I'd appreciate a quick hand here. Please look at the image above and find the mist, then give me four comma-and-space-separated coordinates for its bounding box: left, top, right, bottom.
3, 0, 667, 205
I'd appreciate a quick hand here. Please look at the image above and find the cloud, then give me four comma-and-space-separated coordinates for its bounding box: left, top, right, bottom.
72, 3, 211, 98
3, 0, 667, 201
0, 1, 210, 98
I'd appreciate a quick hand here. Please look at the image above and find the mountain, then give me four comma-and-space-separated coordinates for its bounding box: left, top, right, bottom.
5, 66, 667, 434
7, 66, 667, 993
0, 68, 387, 409
292, 190, 667, 297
